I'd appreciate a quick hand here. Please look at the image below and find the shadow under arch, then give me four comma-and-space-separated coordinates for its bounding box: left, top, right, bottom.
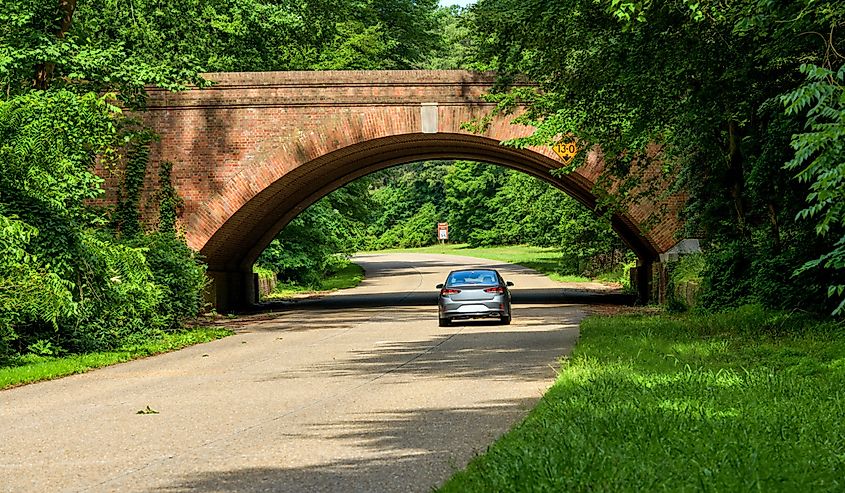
202, 132, 657, 310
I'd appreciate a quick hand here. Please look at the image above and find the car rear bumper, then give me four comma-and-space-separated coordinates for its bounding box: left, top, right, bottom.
439, 300, 509, 319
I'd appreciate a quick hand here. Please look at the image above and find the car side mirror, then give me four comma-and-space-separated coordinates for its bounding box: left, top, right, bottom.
436, 284, 444, 289
506, 281, 514, 286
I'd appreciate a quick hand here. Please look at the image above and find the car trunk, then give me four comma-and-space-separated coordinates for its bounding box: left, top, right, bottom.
448, 285, 498, 302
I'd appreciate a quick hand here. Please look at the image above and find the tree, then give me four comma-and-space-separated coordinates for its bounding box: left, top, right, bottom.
783, 64, 845, 314
257, 178, 375, 286
442, 161, 507, 243
467, 0, 845, 313
0, 0, 215, 358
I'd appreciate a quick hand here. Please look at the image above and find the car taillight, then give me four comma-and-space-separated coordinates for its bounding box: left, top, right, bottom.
484, 287, 505, 294
440, 288, 461, 296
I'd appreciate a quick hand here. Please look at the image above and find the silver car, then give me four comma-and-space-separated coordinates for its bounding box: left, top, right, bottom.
436, 269, 514, 326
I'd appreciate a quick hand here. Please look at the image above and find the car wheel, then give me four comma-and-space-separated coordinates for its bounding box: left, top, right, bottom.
500, 313, 511, 325
439, 317, 451, 327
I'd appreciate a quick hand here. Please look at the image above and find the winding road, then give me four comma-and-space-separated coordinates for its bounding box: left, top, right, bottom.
0, 253, 598, 492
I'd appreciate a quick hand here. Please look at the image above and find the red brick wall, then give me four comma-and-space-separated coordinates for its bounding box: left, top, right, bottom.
120, 70, 684, 273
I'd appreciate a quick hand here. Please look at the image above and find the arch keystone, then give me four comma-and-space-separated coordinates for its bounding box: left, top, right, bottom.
421, 103, 439, 133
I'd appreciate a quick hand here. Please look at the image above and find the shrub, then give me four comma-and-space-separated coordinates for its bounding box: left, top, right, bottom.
129, 232, 207, 329
698, 241, 755, 311
0, 213, 76, 362
64, 231, 166, 353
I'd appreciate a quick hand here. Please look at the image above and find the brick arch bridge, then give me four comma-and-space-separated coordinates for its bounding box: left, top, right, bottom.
133, 71, 684, 310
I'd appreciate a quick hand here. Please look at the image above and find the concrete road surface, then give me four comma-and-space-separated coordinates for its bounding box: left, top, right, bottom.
0, 253, 590, 493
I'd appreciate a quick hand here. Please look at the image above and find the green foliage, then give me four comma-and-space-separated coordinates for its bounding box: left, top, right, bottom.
67, 230, 165, 352
467, 0, 845, 315
155, 161, 183, 234
2, 0, 449, 99
0, 0, 222, 360
0, 85, 207, 361
128, 233, 207, 330
783, 64, 845, 314
0, 213, 75, 362
441, 306, 845, 491
0, 90, 115, 240
258, 186, 372, 287
422, 6, 484, 70
365, 161, 626, 271
0, 0, 206, 102
442, 161, 507, 243
0, 89, 119, 360
112, 131, 155, 237
468, 171, 621, 261
381, 202, 439, 248
368, 161, 450, 247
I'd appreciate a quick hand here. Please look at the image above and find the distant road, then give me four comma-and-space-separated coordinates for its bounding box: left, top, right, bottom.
1, 253, 584, 492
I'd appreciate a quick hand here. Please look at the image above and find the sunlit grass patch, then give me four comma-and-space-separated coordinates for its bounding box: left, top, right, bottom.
370, 244, 603, 284
264, 263, 364, 299
0, 327, 232, 390
440, 305, 845, 492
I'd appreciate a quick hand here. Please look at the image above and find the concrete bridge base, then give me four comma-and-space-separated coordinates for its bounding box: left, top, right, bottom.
206, 270, 258, 313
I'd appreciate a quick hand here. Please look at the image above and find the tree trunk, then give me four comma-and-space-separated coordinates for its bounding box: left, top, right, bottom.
33, 0, 77, 90
726, 120, 747, 236
768, 202, 781, 252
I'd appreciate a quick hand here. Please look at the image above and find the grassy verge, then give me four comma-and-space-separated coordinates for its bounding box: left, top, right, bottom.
371, 244, 595, 283
264, 262, 365, 300
0, 327, 232, 390
441, 305, 845, 491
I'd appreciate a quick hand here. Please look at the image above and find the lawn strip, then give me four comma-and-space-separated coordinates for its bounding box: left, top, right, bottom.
370, 244, 593, 282
440, 305, 845, 491
0, 327, 232, 390
265, 262, 364, 300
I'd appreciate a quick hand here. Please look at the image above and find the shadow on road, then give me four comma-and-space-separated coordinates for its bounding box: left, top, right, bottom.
154, 399, 536, 493
252, 288, 634, 312
225, 304, 579, 383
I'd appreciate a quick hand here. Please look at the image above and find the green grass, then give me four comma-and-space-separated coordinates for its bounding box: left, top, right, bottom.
372, 244, 594, 283
440, 305, 845, 492
264, 262, 365, 299
0, 327, 232, 390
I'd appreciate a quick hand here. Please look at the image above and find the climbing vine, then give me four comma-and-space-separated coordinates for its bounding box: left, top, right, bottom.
112, 130, 154, 238
155, 160, 183, 234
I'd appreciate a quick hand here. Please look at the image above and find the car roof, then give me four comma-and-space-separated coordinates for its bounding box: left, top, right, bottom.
448, 269, 500, 275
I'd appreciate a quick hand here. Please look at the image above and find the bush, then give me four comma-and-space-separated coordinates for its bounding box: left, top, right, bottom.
64, 231, 165, 353
371, 202, 439, 249
2, 228, 208, 359
0, 213, 76, 362
698, 241, 755, 311
129, 232, 207, 329
697, 237, 841, 314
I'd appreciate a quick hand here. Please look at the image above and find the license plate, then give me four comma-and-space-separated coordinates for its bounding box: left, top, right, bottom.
457, 305, 486, 313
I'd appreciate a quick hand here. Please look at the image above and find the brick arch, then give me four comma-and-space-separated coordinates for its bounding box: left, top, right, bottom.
200, 132, 658, 274
133, 70, 683, 309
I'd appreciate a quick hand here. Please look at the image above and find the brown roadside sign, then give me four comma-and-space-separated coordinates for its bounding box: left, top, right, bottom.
552, 140, 579, 165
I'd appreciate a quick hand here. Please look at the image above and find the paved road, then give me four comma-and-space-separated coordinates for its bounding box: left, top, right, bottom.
1, 253, 588, 493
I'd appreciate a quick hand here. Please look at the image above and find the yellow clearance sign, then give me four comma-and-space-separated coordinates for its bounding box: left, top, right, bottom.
552, 140, 578, 165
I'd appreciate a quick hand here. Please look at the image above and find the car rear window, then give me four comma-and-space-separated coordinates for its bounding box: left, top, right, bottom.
446, 270, 499, 286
